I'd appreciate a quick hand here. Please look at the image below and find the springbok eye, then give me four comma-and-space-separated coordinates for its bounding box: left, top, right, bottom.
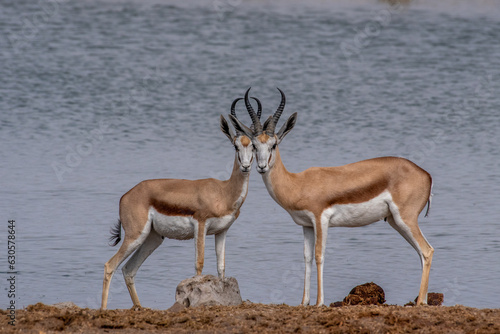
272, 143, 277, 150
234, 145, 239, 152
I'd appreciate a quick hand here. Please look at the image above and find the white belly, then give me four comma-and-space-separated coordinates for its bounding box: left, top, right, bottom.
150, 207, 196, 240
324, 191, 391, 227
288, 191, 391, 228
149, 207, 236, 240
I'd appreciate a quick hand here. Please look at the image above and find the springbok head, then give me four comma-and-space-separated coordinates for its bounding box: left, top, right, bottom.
221, 96, 261, 173
229, 87, 297, 174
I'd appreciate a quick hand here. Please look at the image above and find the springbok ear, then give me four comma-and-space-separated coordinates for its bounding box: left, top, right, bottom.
276, 112, 297, 144
220, 115, 235, 142
262, 116, 273, 133
228, 114, 254, 139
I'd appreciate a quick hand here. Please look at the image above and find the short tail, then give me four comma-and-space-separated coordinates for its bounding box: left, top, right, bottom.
109, 219, 122, 246
425, 182, 433, 217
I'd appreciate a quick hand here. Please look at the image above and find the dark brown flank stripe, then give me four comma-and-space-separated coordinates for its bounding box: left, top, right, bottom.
326, 178, 390, 206
150, 199, 195, 216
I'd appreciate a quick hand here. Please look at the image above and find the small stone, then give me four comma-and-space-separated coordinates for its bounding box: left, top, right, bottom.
167, 301, 186, 312
330, 301, 345, 307
428, 293, 444, 306
413, 292, 444, 306
343, 282, 386, 306
175, 275, 243, 308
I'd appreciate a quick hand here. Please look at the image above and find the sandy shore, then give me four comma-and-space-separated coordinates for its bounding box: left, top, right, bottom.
2, 302, 500, 333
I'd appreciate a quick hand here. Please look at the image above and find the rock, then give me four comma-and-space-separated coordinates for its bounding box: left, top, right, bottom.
167, 301, 187, 312
410, 292, 444, 306
342, 282, 386, 306
330, 301, 345, 308
175, 275, 242, 308
428, 293, 444, 306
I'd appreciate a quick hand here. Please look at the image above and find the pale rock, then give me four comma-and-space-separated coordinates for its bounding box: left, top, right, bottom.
175, 275, 242, 307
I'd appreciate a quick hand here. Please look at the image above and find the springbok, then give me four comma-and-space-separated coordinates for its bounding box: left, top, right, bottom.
230, 88, 434, 306
101, 98, 258, 310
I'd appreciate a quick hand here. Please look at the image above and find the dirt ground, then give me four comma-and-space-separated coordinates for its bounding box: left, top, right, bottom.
2, 302, 500, 333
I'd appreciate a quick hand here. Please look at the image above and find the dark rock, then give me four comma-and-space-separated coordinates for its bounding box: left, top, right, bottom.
167, 301, 186, 312
410, 292, 444, 306
428, 293, 444, 306
175, 275, 242, 308
343, 282, 386, 306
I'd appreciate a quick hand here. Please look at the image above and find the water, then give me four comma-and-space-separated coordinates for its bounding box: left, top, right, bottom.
1, 0, 499, 309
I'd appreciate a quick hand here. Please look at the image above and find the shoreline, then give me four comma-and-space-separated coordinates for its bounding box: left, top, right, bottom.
2, 302, 500, 333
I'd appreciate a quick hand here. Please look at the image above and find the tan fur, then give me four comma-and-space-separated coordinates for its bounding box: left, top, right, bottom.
240, 136, 251, 146
122, 170, 245, 222
269, 152, 431, 212
266, 147, 433, 306
101, 155, 249, 310
258, 133, 270, 143
196, 220, 206, 275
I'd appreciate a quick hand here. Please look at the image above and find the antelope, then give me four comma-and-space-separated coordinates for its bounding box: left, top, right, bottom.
101, 98, 259, 310
230, 88, 434, 306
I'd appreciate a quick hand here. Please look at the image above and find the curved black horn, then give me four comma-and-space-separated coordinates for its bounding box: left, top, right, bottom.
266, 87, 286, 135
230, 97, 244, 135
230, 98, 243, 118
244, 87, 263, 134
251, 97, 262, 120
249, 97, 262, 132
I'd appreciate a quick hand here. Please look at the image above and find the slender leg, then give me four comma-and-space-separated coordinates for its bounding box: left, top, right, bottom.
414, 227, 434, 305
387, 214, 434, 305
215, 229, 228, 279
101, 232, 148, 310
301, 226, 314, 306
314, 215, 329, 306
194, 220, 207, 276
121, 230, 164, 307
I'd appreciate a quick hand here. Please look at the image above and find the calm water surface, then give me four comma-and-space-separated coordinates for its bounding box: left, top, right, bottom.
1, 0, 500, 309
